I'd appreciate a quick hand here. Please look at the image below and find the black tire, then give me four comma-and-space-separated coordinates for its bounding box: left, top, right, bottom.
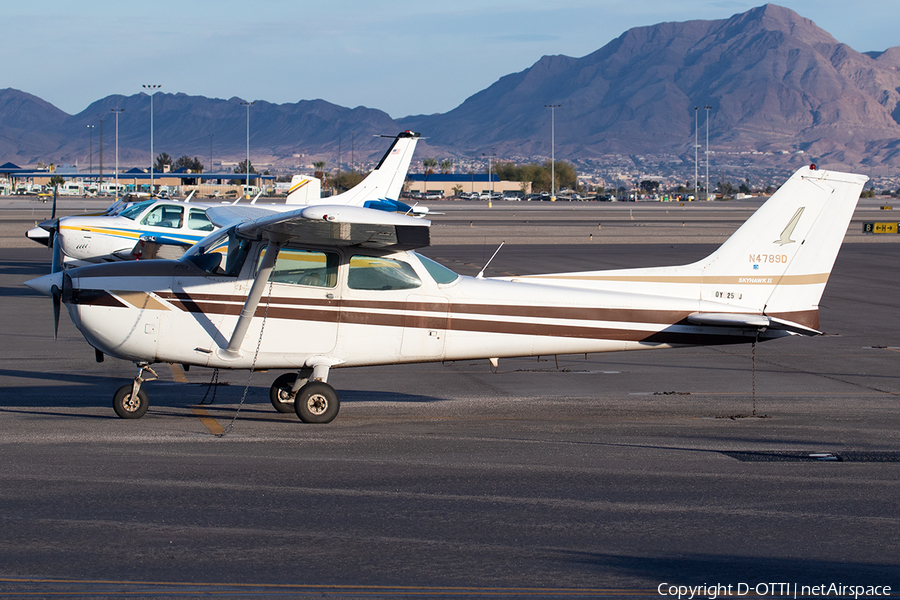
113, 384, 149, 419
269, 373, 298, 413
294, 382, 340, 424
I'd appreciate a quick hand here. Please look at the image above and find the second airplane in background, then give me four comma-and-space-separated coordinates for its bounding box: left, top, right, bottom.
26, 131, 423, 267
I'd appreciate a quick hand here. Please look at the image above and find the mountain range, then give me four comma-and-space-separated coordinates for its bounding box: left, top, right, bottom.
2, 4, 899, 174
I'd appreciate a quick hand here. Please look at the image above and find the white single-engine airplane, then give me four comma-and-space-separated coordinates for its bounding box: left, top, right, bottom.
25, 165, 866, 424
26, 131, 424, 268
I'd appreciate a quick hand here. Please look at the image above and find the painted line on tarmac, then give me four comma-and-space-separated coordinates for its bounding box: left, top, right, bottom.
167, 363, 188, 383
191, 407, 224, 435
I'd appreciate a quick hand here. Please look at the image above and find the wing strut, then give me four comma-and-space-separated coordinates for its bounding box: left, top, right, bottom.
216, 237, 284, 361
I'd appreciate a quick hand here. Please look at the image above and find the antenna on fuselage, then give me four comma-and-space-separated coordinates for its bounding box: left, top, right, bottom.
476, 241, 505, 279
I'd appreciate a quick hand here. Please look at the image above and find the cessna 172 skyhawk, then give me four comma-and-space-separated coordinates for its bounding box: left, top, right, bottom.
26, 131, 424, 267
25, 165, 866, 424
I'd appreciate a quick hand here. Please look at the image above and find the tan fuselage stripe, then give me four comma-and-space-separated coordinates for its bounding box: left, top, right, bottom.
520, 273, 831, 285
114, 291, 170, 311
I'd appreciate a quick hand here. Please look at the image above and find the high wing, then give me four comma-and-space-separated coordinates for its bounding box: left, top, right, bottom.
206, 204, 431, 250
197, 203, 431, 362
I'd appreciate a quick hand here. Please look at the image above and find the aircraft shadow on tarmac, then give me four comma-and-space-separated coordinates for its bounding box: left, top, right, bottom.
0, 256, 49, 278
555, 550, 897, 586
0, 368, 447, 418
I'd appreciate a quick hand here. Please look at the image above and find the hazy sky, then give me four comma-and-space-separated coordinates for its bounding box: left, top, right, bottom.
5, 0, 897, 118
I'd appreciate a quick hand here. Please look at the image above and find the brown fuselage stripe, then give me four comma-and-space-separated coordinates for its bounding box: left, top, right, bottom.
155, 291, 693, 325
70, 289, 790, 346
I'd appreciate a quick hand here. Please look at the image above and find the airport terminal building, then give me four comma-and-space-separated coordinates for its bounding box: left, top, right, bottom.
405, 173, 530, 198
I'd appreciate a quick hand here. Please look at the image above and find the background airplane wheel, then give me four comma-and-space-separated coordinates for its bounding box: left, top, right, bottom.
113, 384, 149, 419
294, 382, 339, 424
269, 373, 297, 413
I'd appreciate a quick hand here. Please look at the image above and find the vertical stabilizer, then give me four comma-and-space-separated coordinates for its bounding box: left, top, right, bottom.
690, 166, 867, 328
285, 175, 322, 205
514, 166, 867, 332
323, 131, 420, 206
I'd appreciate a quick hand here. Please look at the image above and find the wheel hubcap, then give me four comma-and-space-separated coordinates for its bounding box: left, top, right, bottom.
122, 394, 140, 412
306, 394, 328, 416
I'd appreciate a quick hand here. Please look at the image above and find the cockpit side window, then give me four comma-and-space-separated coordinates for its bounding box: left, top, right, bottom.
141, 205, 183, 229
260, 248, 339, 288
348, 255, 422, 291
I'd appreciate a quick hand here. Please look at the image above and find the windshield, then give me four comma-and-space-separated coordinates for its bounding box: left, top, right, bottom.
182, 226, 251, 277
119, 199, 156, 220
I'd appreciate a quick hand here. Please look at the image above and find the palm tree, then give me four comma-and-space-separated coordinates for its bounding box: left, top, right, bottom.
440, 159, 453, 174
313, 161, 326, 183
422, 158, 438, 195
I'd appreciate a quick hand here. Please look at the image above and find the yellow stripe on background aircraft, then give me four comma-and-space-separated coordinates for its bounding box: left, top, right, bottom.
25, 165, 867, 424
25, 131, 424, 268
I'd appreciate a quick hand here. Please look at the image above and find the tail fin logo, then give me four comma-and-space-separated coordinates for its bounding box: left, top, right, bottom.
288, 179, 310, 194
774, 207, 805, 246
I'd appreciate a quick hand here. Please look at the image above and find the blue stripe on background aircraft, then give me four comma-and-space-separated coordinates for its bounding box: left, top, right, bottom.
25, 165, 868, 425
26, 131, 425, 267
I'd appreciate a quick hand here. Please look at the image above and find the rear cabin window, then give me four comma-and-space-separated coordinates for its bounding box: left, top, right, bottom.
348, 255, 422, 291
187, 208, 214, 231
415, 252, 460, 284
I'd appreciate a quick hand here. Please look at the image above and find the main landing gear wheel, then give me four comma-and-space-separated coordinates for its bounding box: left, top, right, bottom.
294, 382, 340, 424
269, 373, 298, 413
113, 384, 149, 419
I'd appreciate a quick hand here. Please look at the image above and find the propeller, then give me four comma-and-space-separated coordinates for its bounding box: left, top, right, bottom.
49, 272, 73, 339
51, 284, 61, 339
49, 184, 63, 337
49, 184, 63, 275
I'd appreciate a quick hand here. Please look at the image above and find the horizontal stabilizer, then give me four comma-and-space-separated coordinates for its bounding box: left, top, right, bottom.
687, 312, 821, 336
687, 312, 771, 328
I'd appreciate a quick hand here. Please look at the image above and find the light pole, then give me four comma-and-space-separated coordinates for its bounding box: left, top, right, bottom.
482, 148, 495, 205
704, 105, 712, 201
111, 108, 124, 198
545, 104, 560, 200
86, 125, 94, 184
241, 101, 254, 198
97, 114, 104, 195
694, 106, 699, 201
143, 84, 161, 195
209, 134, 214, 173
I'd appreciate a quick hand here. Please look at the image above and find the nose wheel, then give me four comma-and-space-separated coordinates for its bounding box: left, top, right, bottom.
113, 384, 149, 419
112, 364, 156, 419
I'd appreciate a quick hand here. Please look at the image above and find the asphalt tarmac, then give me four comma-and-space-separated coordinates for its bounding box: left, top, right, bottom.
1, 200, 899, 598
